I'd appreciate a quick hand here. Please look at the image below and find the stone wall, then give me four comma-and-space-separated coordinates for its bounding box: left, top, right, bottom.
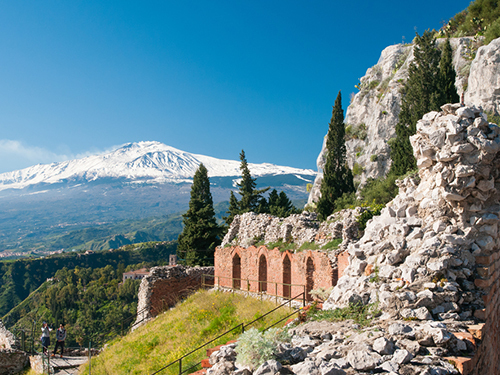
135, 265, 214, 326
214, 246, 337, 301
0, 349, 29, 375
221, 209, 363, 250
0, 322, 15, 350
469, 251, 500, 375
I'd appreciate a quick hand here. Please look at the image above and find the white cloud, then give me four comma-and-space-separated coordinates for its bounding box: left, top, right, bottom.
0, 140, 119, 174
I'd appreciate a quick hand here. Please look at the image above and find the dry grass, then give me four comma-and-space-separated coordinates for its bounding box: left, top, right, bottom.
78, 289, 294, 375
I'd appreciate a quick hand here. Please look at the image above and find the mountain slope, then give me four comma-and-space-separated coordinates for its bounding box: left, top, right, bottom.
0, 141, 315, 191
0, 142, 315, 256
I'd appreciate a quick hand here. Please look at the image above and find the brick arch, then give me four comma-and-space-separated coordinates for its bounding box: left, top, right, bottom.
232, 253, 241, 289
258, 254, 267, 293
305, 256, 315, 301
282, 253, 292, 298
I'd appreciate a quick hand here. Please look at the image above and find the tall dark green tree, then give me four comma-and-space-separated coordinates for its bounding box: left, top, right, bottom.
268, 189, 299, 217
390, 31, 445, 176
439, 38, 460, 105
317, 91, 355, 220
237, 150, 269, 213
223, 191, 240, 227
177, 163, 221, 266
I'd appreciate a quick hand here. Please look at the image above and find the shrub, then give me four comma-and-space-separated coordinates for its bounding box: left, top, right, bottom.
486, 111, 500, 126
333, 191, 357, 211
370, 154, 378, 162
359, 174, 399, 205
309, 287, 333, 302
306, 183, 313, 193
235, 328, 290, 370
485, 17, 500, 44
368, 80, 380, 90
356, 202, 384, 231
307, 302, 381, 327
345, 123, 367, 140
352, 163, 364, 176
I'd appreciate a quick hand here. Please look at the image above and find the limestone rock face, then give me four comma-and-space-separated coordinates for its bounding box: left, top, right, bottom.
324, 104, 499, 313
465, 37, 500, 115
308, 37, 498, 205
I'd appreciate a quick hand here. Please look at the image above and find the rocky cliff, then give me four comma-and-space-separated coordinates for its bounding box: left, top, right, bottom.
308, 36, 499, 204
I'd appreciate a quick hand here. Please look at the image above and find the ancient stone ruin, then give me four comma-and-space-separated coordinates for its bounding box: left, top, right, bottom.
206, 104, 500, 375
0, 322, 29, 375
135, 265, 214, 327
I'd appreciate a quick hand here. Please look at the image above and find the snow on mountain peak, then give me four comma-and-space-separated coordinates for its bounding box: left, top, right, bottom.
0, 141, 316, 191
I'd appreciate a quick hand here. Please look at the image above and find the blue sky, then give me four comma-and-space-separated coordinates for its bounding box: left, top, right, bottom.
0, 0, 471, 173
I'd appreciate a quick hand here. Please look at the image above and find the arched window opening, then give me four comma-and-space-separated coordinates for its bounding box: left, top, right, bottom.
306, 257, 315, 301
283, 255, 291, 298
258, 255, 267, 293
232, 254, 241, 289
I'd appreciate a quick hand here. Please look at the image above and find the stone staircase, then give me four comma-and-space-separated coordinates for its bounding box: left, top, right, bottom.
29, 355, 89, 374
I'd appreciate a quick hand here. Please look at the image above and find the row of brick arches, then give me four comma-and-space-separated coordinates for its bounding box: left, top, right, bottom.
231, 253, 315, 300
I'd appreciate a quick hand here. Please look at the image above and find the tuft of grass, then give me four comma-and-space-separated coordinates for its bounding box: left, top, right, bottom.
307, 302, 381, 327
297, 242, 320, 251
80, 290, 293, 375
322, 238, 342, 250
266, 239, 297, 252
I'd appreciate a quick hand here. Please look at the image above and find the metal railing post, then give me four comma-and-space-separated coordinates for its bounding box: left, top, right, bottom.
179, 358, 182, 375
89, 340, 91, 375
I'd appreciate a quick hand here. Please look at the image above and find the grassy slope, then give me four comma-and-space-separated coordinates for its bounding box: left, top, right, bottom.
79, 290, 294, 375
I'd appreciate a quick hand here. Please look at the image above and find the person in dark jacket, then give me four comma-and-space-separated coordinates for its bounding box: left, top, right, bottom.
52, 324, 66, 358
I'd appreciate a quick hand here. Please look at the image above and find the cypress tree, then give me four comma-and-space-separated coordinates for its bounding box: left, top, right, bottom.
237, 150, 268, 213
317, 91, 355, 220
439, 38, 460, 105
267, 189, 298, 217
177, 163, 221, 266
223, 191, 240, 227
390, 31, 443, 177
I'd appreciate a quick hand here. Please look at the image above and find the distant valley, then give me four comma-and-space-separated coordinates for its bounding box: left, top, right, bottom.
0, 141, 315, 256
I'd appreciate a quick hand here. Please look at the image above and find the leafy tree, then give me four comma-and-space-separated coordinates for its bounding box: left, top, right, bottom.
390, 31, 443, 176
177, 163, 221, 266
439, 39, 460, 105
316, 91, 355, 220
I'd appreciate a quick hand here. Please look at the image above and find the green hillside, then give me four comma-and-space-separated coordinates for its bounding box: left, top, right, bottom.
79, 290, 294, 375
0, 241, 177, 317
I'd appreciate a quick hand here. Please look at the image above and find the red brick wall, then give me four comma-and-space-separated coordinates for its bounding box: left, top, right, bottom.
149, 271, 213, 316
469, 251, 500, 375
214, 246, 336, 301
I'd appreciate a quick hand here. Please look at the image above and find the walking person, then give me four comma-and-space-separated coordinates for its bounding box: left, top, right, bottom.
52, 323, 66, 358
40, 322, 52, 355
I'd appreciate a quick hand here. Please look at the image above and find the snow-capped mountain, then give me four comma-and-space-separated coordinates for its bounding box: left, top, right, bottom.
0, 141, 315, 191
